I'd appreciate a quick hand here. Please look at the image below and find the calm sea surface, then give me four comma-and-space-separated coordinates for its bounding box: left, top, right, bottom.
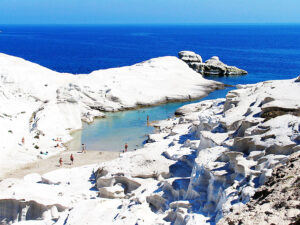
1, 25, 300, 151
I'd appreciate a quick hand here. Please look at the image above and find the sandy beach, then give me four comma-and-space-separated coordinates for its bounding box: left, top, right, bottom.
2, 150, 120, 180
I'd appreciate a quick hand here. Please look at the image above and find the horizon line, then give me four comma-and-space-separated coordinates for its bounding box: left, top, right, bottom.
1, 22, 300, 26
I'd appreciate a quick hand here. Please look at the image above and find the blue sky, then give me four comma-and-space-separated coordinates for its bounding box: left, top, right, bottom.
0, 0, 300, 24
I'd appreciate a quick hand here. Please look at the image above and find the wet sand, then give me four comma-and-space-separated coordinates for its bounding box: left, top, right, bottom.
2, 150, 120, 179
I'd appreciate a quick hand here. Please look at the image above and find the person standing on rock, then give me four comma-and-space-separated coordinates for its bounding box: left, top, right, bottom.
82, 144, 86, 153
59, 158, 63, 167
70, 154, 74, 165
124, 143, 128, 152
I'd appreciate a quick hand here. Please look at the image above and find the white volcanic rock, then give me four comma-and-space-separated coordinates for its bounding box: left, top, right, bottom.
175, 100, 215, 116
218, 152, 300, 225
0, 67, 299, 224
183, 77, 300, 223
178, 51, 203, 63
202, 56, 247, 75
0, 53, 223, 178
178, 51, 247, 76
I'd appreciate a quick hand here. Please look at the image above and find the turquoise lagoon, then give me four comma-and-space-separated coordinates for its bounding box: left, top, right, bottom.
69, 88, 233, 152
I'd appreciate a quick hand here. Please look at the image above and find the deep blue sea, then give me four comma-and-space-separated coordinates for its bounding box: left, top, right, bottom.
1, 25, 300, 84
1, 25, 300, 151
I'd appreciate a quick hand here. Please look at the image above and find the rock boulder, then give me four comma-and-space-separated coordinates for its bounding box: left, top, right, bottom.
178, 51, 202, 64
178, 51, 247, 76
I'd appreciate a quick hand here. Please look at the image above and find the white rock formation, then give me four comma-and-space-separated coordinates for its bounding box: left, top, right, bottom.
178, 51, 203, 64
179, 51, 248, 76
218, 152, 300, 225
0, 76, 298, 224
0, 53, 222, 179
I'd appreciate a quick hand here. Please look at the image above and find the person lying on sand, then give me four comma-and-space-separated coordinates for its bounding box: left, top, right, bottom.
40, 151, 48, 155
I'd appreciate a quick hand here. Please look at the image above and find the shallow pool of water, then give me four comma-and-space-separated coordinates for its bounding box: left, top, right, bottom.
68, 87, 233, 152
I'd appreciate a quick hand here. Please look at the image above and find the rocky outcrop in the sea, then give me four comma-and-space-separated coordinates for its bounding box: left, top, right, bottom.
178, 51, 203, 64
218, 151, 300, 225
179, 51, 248, 76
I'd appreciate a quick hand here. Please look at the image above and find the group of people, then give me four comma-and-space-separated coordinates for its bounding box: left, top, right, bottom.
27, 114, 149, 168
58, 142, 129, 166
59, 154, 74, 167
54, 137, 63, 148
19, 115, 153, 170
58, 143, 86, 167
24, 115, 150, 166
22, 121, 138, 168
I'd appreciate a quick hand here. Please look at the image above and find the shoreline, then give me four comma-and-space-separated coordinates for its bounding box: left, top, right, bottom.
87, 82, 226, 114
64, 85, 229, 157
1, 150, 120, 180
0, 79, 224, 181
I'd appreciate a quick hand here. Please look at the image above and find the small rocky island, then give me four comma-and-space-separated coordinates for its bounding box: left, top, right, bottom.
179, 51, 248, 76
